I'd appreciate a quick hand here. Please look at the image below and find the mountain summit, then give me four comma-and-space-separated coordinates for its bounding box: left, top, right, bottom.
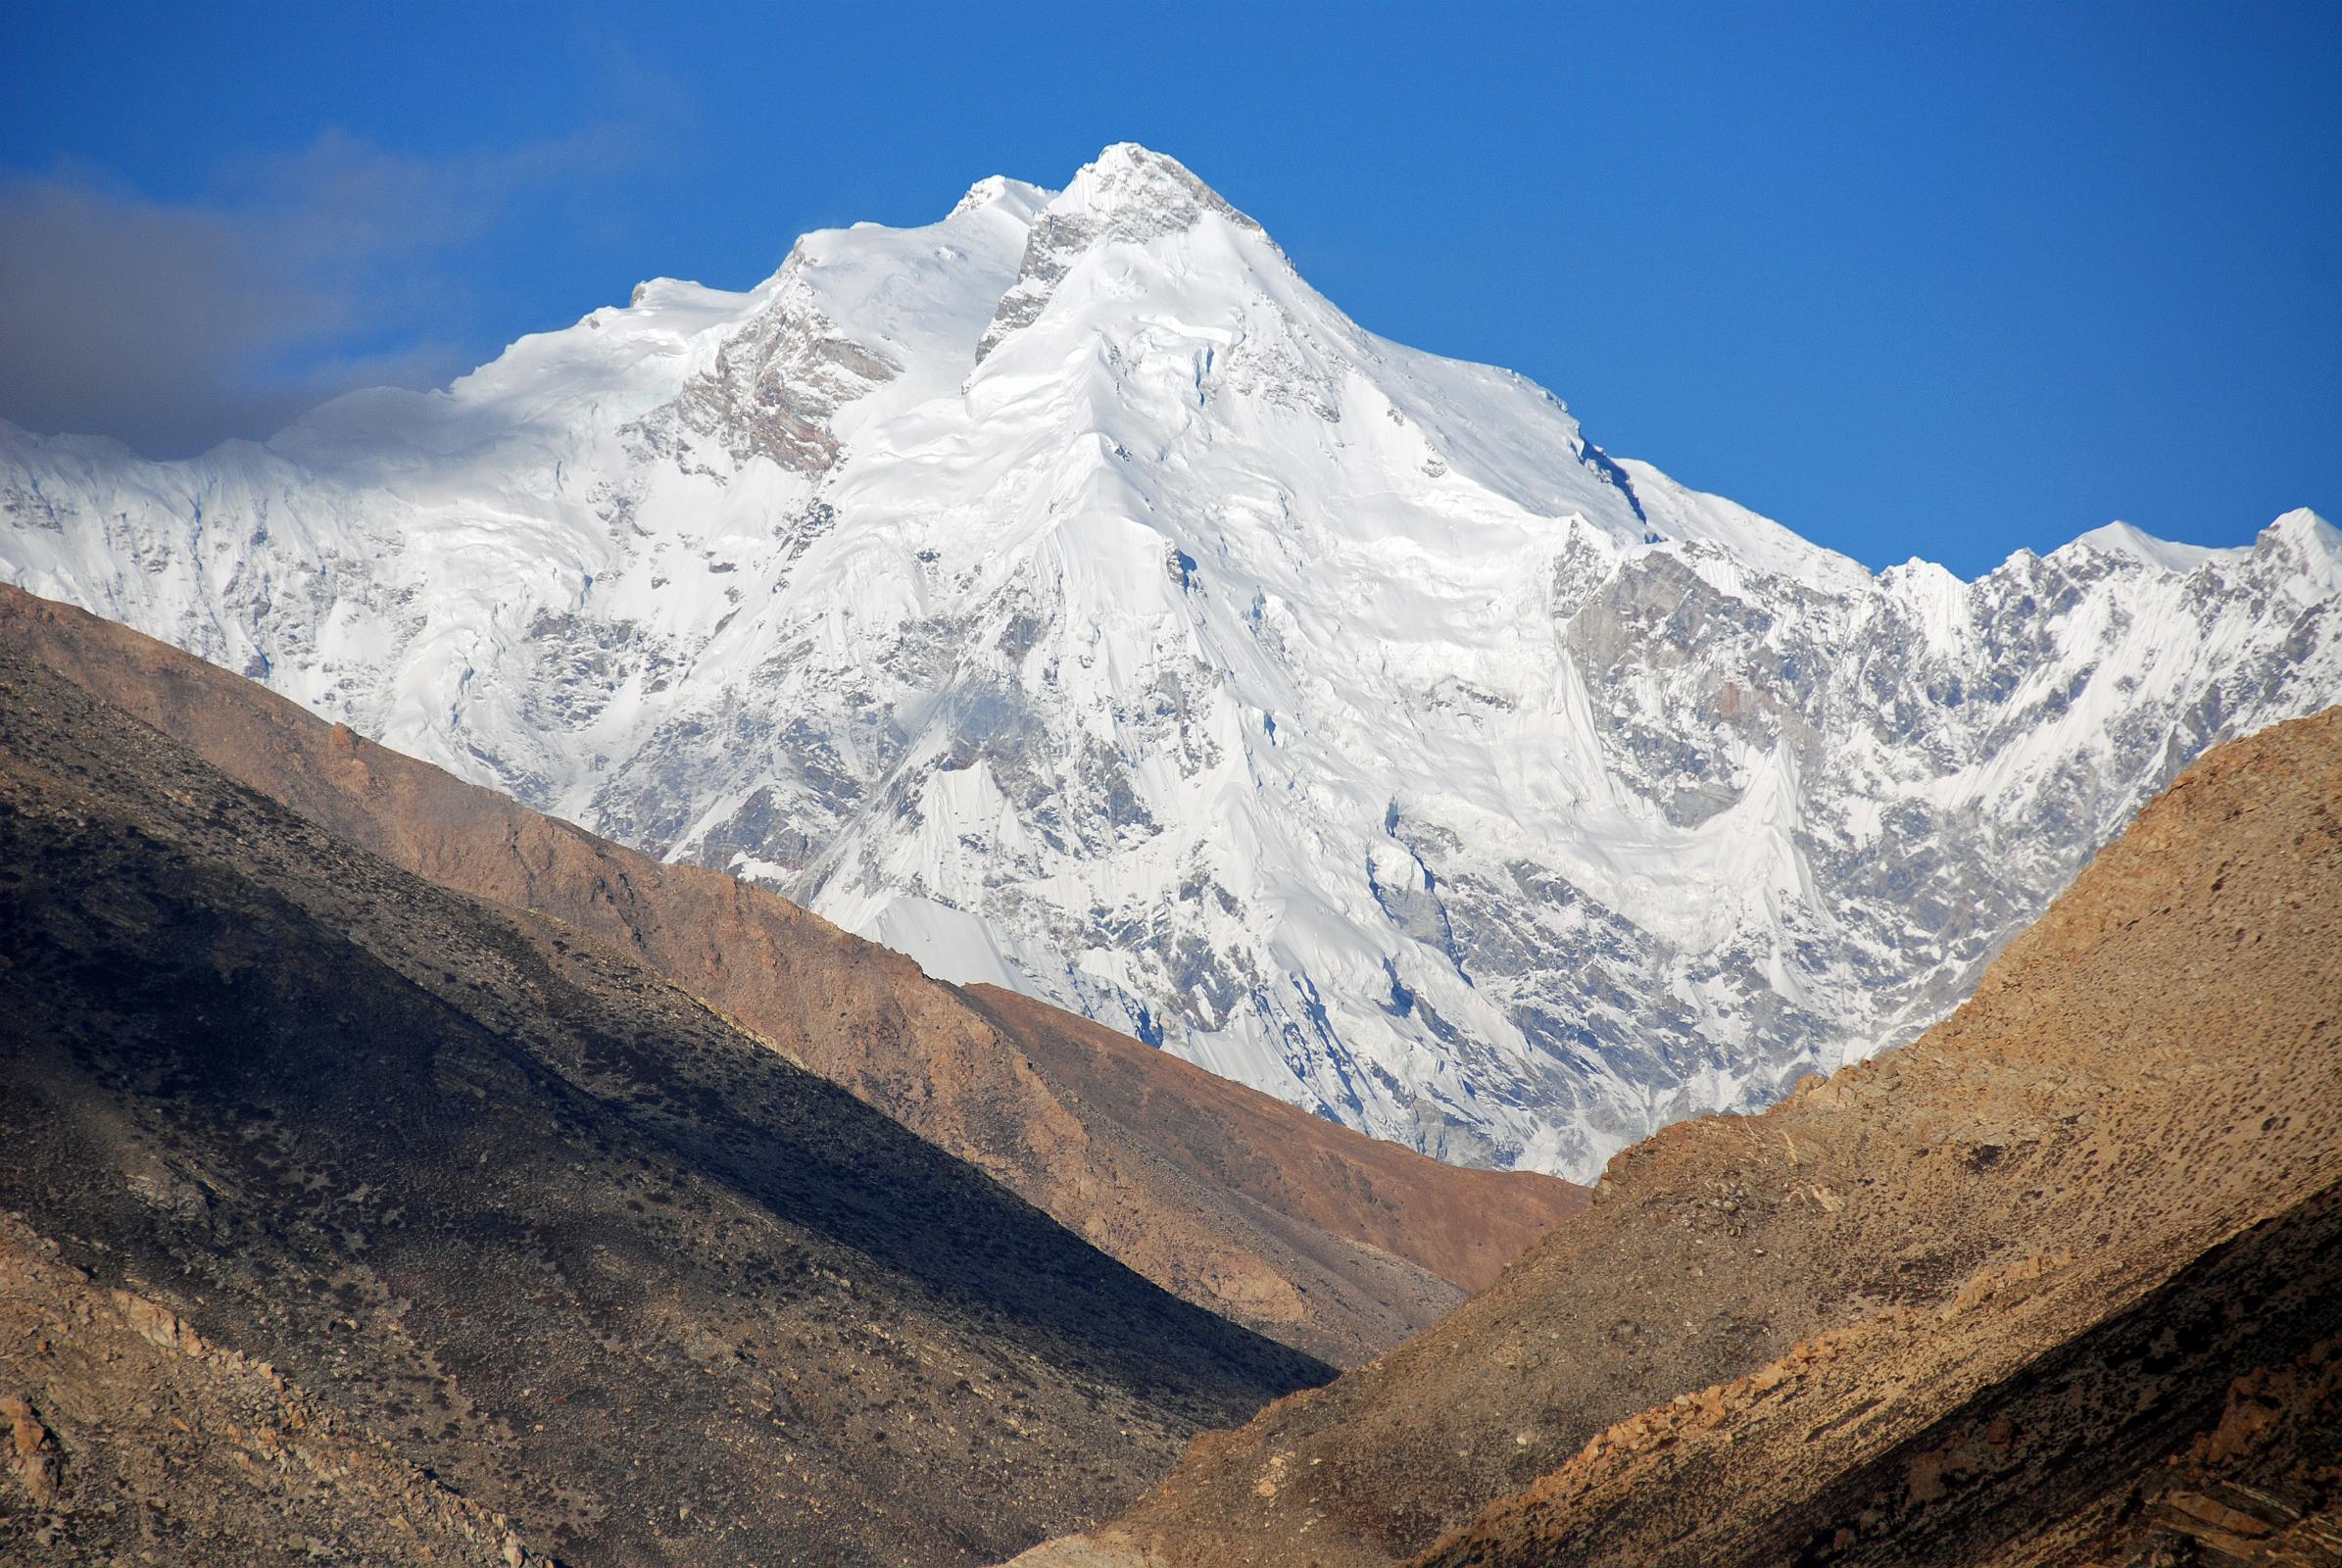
4, 144, 2337, 1177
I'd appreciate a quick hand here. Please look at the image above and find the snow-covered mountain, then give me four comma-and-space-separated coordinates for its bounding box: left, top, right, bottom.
5, 144, 2336, 1180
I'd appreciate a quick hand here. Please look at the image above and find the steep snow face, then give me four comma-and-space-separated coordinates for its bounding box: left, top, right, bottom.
6, 144, 2338, 1179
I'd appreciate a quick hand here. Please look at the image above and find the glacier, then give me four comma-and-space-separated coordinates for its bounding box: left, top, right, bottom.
4, 143, 2337, 1180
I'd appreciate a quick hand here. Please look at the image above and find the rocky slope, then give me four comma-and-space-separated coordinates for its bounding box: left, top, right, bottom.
1010, 703, 2342, 1567
7, 144, 2335, 1178
1, 1218, 530, 1567
0, 643, 1334, 1566
0, 582, 1581, 1365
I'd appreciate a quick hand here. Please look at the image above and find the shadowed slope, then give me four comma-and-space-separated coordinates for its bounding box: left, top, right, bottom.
1015, 706, 2342, 1567
0, 583, 1584, 1367
1411, 1179, 2342, 1566
0, 645, 1329, 1567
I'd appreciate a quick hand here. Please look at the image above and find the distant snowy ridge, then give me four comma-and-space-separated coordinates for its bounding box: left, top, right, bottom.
6, 143, 2337, 1180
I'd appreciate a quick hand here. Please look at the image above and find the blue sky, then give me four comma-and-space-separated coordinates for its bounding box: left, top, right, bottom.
2, 1, 2335, 576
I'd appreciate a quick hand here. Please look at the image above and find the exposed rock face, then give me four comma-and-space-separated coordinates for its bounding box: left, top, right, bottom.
0, 582, 1583, 1366
7, 143, 2333, 1181
0, 643, 1331, 1567
639, 262, 901, 473
1, 1387, 61, 1508
1009, 705, 2342, 1567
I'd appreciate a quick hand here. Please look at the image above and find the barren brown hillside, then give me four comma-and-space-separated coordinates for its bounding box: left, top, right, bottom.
1015, 705, 2342, 1567
0, 584, 1583, 1366
0, 643, 1327, 1565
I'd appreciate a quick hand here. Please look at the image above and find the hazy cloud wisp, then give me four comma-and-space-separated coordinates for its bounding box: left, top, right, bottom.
0, 125, 631, 458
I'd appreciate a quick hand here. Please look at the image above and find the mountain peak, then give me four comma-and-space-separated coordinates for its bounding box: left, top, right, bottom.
2260, 506, 2342, 593
8, 150, 2337, 1193
2068, 519, 2246, 574
1041, 142, 1264, 240
948, 172, 1051, 221
972, 145, 1268, 363
2268, 506, 2340, 551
